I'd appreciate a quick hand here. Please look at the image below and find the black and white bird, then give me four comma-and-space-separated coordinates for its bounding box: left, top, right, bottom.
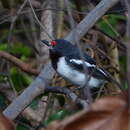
41, 39, 111, 89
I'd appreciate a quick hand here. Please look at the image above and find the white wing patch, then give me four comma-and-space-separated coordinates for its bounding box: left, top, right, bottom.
69, 59, 95, 67
99, 68, 107, 76
70, 59, 107, 77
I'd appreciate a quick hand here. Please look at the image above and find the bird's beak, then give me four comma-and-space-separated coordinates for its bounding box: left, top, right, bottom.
41, 40, 51, 47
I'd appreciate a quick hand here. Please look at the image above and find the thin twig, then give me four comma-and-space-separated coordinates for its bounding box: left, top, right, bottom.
27, 0, 55, 40
94, 26, 126, 50
7, 75, 18, 97
0, 8, 66, 25
56, 0, 65, 38
8, 0, 28, 44
45, 86, 88, 107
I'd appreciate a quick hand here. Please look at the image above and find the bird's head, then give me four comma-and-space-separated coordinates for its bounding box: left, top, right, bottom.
41, 39, 76, 55
41, 40, 57, 47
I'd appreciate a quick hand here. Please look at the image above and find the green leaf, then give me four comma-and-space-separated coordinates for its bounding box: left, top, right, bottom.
10, 43, 32, 57
0, 95, 6, 109
98, 14, 126, 37
16, 125, 28, 130
44, 109, 70, 126
98, 19, 116, 37
119, 55, 127, 71
30, 98, 39, 110
124, 82, 128, 89
10, 67, 33, 91
0, 44, 8, 51
0, 42, 32, 57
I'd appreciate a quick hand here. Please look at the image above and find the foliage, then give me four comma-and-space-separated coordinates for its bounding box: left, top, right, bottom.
0, 42, 32, 58
44, 109, 70, 126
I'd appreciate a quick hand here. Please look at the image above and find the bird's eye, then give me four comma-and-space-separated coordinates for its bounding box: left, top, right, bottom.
51, 41, 57, 46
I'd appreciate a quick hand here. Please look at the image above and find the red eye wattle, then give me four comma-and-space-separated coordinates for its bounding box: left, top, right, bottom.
51, 41, 57, 46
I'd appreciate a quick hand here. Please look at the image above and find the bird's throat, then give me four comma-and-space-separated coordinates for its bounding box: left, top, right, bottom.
49, 49, 62, 70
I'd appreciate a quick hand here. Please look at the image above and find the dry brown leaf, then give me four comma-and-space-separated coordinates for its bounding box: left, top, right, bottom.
0, 112, 15, 130
46, 93, 129, 130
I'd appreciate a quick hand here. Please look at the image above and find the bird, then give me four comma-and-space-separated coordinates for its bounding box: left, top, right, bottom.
41, 39, 111, 89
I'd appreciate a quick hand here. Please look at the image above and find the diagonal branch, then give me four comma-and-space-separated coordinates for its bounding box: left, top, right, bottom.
3, 63, 55, 119
45, 86, 88, 107
0, 51, 39, 75
65, 0, 119, 43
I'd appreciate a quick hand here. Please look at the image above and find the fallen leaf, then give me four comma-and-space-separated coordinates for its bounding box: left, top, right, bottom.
46, 92, 129, 130
0, 112, 15, 130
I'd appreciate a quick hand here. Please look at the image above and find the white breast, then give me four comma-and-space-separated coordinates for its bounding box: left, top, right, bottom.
57, 57, 86, 86
57, 57, 104, 88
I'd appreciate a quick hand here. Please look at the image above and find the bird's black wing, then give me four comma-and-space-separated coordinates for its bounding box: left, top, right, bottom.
87, 67, 111, 81
65, 53, 110, 81
83, 53, 96, 65
65, 52, 96, 71
65, 56, 84, 71
66, 52, 96, 65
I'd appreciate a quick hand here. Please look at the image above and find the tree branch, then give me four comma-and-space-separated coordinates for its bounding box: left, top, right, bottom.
3, 63, 55, 119
65, 0, 119, 43
0, 51, 39, 75
45, 86, 88, 107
